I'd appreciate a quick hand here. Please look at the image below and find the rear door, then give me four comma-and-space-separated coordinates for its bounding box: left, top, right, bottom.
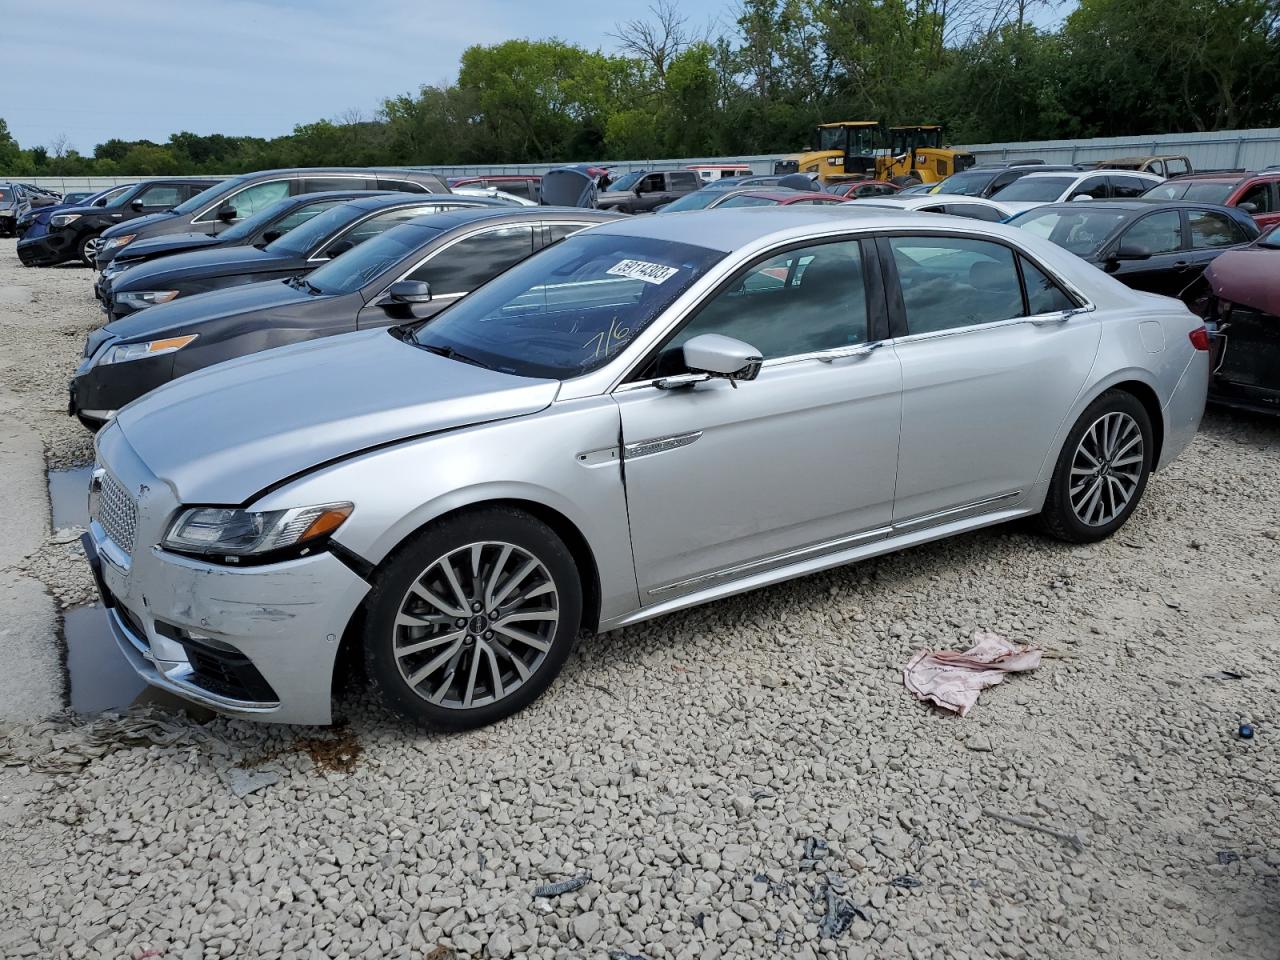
1181, 207, 1255, 281
355, 223, 537, 328
884, 232, 1100, 525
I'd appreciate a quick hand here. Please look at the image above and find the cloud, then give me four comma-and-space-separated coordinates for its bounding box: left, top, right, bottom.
5, 0, 724, 152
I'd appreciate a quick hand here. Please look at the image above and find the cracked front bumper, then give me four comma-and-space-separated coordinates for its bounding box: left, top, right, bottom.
85, 426, 372, 724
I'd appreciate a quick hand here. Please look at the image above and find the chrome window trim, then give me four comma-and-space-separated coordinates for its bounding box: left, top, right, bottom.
303, 203, 461, 264
596, 225, 1095, 396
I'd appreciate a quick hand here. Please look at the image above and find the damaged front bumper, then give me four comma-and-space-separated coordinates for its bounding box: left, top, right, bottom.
85, 425, 371, 724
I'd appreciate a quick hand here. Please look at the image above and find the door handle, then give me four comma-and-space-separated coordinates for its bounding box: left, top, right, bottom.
818, 341, 882, 362
1030, 311, 1072, 326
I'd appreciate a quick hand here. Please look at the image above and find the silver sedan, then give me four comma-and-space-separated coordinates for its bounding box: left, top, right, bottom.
84, 207, 1210, 727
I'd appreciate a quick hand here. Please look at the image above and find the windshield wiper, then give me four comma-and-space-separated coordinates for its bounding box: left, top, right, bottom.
419, 342, 493, 370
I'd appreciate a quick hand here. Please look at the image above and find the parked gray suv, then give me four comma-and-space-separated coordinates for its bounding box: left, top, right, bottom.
94, 167, 451, 268
596, 169, 703, 213
0, 183, 32, 237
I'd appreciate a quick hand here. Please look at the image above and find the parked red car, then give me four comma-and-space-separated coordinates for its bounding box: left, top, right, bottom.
829, 180, 902, 199
712, 190, 846, 208
1183, 225, 1280, 415
1144, 172, 1280, 231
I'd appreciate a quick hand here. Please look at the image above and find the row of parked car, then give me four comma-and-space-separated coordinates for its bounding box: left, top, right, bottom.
0, 161, 1272, 730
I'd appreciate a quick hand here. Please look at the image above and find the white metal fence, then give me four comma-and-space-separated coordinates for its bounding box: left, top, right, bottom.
17, 127, 1280, 192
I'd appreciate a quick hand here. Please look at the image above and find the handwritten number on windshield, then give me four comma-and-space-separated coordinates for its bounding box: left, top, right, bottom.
584, 317, 632, 361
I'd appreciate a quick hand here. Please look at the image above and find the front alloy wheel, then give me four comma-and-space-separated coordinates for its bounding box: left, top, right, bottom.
79, 234, 103, 267
364, 508, 582, 728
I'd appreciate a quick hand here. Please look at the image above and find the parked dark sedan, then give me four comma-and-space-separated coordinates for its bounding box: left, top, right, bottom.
17, 178, 220, 266
15, 183, 132, 240
1007, 199, 1259, 296
94, 190, 386, 300
1184, 226, 1280, 414
100, 193, 507, 321
70, 207, 620, 427
94, 167, 451, 269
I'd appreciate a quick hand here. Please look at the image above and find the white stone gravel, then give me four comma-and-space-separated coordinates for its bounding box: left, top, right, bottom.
1, 238, 1279, 959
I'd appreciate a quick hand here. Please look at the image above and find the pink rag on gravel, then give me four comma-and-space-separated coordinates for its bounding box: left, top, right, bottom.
902, 632, 1042, 717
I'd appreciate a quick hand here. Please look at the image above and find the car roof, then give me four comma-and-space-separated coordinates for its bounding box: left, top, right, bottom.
343, 192, 505, 212
402, 206, 618, 231
734, 190, 831, 202
1021, 198, 1252, 215
589, 205, 977, 252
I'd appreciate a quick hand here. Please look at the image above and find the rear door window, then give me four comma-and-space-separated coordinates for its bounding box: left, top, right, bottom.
1188, 209, 1249, 248
667, 172, 700, 191
406, 224, 537, 295
1068, 177, 1109, 200
1107, 175, 1150, 199
889, 236, 1025, 334
135, 184, 184, 208
1164, 158, 1190, 178
377, 178, 432, 194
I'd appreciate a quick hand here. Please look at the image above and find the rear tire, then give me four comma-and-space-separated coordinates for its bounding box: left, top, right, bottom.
1038, 390, 1153, 543
362, 507, 582, 730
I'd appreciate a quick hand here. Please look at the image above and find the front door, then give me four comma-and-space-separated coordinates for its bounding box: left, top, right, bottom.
884, 233, 1101, 524
614, 238, 902, 600
1105, 209, 1187, 295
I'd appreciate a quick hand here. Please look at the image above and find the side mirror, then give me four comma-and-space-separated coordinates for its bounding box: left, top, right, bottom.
1070, 194, 1094, 202
387, 280, 433, 304
1238, 202, 1258, 214
324, 239, 355, 259
1112, 242, 1152, 261
130, 200, 145, 212
260, 229, 281, 244
682, 333, 762, 384
216, 204, 237, 223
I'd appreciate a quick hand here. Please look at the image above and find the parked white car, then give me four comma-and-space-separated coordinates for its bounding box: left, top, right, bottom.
842, 193, 1015, 222
993, 170, 1164, 215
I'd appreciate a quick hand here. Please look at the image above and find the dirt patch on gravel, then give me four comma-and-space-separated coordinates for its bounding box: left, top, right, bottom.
1, 237, 1278, 960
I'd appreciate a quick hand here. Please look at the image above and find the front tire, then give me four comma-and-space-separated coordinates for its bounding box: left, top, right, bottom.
77, 232, 103, 267
1039, 390, 1153, 543
362, 507, 582, 729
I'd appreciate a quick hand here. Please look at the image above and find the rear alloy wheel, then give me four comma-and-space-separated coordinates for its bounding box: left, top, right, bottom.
1039, 390, 1152, 543
78, 233, 103, 267
363, 507, 582, 729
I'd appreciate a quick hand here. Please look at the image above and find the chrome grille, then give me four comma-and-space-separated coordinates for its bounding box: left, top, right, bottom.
96, 471, 137, 555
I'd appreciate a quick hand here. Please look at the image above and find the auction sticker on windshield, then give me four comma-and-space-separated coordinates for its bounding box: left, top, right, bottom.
607, 259, 680, 285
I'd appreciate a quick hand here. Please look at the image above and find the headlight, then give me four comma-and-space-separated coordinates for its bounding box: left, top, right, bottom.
163, 503, 354, 558
99, 334, 197, 365
102, 234, 137, 250
49, 213, 81, 228
115, 289, 181, 309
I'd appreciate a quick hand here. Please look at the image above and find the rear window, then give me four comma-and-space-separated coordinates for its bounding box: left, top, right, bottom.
992, 177, 1075, 202
0, 189, 9, 201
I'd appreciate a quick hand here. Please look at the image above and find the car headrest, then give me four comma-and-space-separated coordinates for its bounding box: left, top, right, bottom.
969, 259, 1011, 292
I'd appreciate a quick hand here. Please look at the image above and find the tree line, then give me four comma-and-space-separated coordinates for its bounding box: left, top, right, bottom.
2, 0, 1277, 177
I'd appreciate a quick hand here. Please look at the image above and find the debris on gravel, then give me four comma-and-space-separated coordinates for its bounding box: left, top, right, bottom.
1, 238, 1279, 959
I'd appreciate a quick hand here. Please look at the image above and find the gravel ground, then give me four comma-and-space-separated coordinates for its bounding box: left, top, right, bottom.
1, 237, 1279, 960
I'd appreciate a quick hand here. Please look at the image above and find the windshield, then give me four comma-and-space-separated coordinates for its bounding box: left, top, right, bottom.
217, 197, 299, 243
410, 233, 725, 379
607, 172, 644, 192
264, 201, 364, 255
932, 171, 994, 197
171, 176, 239, 215
662, 191, 724, 212
718, 194, 777, 208
1009, 209, 1128, 255
1144, 181, 1233, 204
992, 176, 1075, 202
306, 222, 436, 295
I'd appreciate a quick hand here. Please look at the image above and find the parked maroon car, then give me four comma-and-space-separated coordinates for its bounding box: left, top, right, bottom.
1184, 225, 1280, 414
1145, 172, 1280, 233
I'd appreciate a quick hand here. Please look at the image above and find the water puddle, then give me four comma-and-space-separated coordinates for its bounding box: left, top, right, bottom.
49, 465, 197, 717
48, 464, 92, 530
61, 604, 149, 713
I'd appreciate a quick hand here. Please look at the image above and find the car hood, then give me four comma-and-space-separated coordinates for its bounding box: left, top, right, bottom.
102, 211, 177, 238
101, 278, 316, 342
541, 168, 597, 207
114, 329, 560, 504
118, 231, 222, 261
1204, 246, 1280, 316
113, 245, 283, 290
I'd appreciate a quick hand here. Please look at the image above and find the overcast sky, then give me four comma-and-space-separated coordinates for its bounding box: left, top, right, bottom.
4, 0, 1069, 155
